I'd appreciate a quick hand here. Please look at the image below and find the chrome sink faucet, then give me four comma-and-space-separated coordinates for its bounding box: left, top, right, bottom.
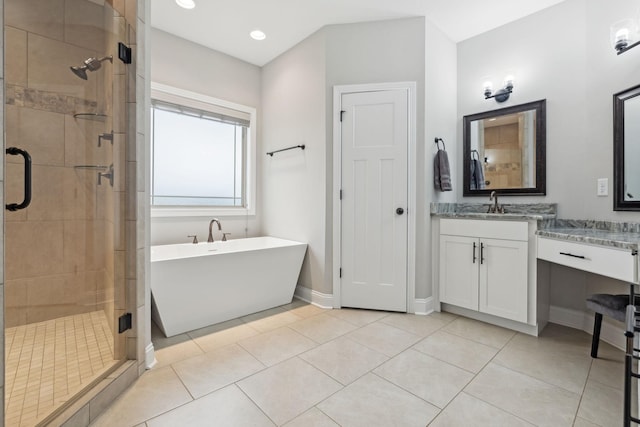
488, 191, 504, 213
208, 218, 222, 242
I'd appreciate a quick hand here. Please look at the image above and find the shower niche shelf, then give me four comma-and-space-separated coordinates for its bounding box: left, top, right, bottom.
73, 113, 107, 121
73, 165, 109, 171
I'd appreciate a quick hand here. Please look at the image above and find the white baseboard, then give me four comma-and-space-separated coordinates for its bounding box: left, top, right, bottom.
414, 297, 434, 315
548, 305, 590, 330
145, 343, 157, 370
443, 303, 541, 336
294, 286, 334, 309
295, 287, 434, 315
549, 305, 625, 351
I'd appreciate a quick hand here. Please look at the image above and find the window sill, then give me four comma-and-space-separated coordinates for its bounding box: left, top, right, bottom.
151, 206, 255, 218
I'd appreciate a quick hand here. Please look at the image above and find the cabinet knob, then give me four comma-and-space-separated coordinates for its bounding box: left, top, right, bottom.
396, 207, 404, 215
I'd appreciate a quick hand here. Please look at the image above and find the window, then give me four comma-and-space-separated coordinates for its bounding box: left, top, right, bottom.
150, 83, 256, 217
151, 101, 246, 207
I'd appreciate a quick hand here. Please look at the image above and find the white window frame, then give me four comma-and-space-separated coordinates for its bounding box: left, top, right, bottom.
150, 82, 257, 218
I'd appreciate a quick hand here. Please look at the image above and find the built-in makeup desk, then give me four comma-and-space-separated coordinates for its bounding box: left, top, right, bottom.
536, 221, 640, 285
537, 221, 640, 423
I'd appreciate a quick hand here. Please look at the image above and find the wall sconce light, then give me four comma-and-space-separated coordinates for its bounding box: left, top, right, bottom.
611, 18, 640, 55
483, 76, 514, 103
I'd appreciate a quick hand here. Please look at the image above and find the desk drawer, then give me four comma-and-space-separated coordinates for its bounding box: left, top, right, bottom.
537, 237, 637, 283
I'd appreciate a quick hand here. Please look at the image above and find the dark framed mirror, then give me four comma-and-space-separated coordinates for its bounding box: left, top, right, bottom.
614, 84, 640, 211
463, 99, 546, 196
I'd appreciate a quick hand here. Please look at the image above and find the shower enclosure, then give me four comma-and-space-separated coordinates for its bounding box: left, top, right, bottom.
4, 0, 132, 425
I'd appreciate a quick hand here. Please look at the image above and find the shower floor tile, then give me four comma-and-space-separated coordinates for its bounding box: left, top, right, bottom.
5, 310, 117, 427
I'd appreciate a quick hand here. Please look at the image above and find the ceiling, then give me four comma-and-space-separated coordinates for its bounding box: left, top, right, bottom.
151, 0, 566, 67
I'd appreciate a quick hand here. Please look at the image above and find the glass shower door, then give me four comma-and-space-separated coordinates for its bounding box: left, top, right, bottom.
4, 0, 129, 425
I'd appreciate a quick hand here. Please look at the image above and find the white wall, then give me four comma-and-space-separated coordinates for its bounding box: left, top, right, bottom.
457, 0, 640, 314
426, 18, 458, 207
424, 19, 457, 299
261, 31, 327, 292
458, 0, 640, 219
261, 18, 430, 297
149, 29, 262, 245
151, 29, 261, 109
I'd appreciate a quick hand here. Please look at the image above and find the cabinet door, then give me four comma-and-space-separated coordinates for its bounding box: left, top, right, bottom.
439, 235, 479, 310
478, 238, 528, 322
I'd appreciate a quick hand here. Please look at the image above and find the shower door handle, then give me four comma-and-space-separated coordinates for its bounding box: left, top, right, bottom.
6, 147, 32, 211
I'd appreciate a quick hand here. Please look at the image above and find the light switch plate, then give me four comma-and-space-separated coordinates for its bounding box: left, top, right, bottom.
597, 178, 608, 196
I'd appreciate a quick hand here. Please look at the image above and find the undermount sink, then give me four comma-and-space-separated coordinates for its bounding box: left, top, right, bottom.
487, 205, 506, 214
454, 211, 526, 218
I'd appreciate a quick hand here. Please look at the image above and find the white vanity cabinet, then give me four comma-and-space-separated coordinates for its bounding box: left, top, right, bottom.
478, 238, 528, 322
435, 218, 541, 333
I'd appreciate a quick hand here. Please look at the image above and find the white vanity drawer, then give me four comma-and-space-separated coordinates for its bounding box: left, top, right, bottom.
440, 218, 528, 241
537, 237, 637, 283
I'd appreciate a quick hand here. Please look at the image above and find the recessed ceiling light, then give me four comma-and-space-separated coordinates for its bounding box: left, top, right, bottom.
176, 0, 195, 9
250, 30, 266, 41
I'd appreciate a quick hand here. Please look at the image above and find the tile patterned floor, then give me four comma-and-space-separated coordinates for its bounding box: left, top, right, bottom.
91, 300, 627, 427
5, 311, 117, 427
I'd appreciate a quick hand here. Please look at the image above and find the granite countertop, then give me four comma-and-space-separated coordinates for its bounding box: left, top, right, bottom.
431, 203, 640, 251
536, 220, 640, 251
430, 203, 557, 221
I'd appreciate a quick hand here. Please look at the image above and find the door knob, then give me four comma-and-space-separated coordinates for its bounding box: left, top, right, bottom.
396, 207, 404, 215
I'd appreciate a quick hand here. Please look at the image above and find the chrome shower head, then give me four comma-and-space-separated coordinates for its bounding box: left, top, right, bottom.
69, 55, 113, 80
70, 65, 88, 80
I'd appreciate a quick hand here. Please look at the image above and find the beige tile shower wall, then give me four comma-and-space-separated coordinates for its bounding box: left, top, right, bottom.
130, 0, 141, 367
109, 8, 129, 359
136, 0, 149, 374
97, 6, 123, 340
105, 0, 143, 365
4, 0, 120, 328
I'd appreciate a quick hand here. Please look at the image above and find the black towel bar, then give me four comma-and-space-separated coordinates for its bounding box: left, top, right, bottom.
266, 144, 305, 156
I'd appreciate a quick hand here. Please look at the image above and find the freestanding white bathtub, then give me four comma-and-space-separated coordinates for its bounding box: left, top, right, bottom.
151, 236, 307, 337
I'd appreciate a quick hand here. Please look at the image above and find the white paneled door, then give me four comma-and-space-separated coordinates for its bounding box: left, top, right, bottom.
340, 89, 409, 312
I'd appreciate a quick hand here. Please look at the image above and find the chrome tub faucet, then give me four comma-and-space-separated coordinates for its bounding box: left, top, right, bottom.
208, 218, 222, 242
